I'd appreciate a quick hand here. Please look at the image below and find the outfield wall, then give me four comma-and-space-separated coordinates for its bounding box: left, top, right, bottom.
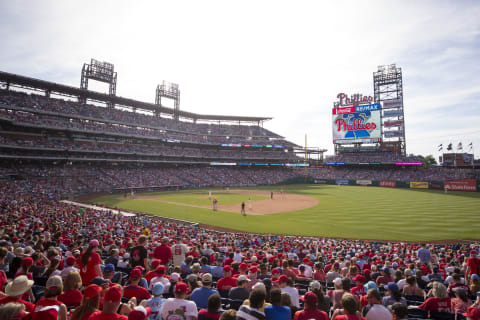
312, 178, 479, 192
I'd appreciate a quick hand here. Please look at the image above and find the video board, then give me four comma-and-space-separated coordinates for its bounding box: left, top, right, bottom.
332, 104, 382, 144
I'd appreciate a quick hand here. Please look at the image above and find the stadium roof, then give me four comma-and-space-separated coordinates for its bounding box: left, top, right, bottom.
0, 70, 273, 123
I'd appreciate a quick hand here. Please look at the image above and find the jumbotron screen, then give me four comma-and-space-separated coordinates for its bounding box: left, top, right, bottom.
332, 104, 382, 144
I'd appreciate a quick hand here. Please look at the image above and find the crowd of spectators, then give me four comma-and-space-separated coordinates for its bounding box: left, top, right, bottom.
0, 90, 295, 147
324, 152, 423, 164
1, 178, 480, 319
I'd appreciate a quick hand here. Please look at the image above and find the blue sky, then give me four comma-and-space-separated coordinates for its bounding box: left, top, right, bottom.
1, 1, 479, 158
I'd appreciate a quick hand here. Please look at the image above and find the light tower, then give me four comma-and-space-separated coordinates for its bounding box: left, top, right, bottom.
155, 81, 180, 120
80, 59, 117, 107
373, 64, 406, 155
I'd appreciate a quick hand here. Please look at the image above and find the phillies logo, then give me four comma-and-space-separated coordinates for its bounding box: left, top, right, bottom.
334, 93, 373, 107
335, 118, 377, 132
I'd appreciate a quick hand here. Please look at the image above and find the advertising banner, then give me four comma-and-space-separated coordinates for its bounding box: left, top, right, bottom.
332, 104, 382, 144
430, 181, 444, 190
410, 182, 429, 189
444, 179, 477, 192
384, 120, 404, 127
383, 110, 403, 117
314, 179, 328, 184
336, 179, 350, 185
379, 181, 396, 188
384, 130, 404, 138
356, 180, 372, 186
382, 98, 402, 109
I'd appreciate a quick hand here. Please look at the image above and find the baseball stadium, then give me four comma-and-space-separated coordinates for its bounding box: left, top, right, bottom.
1, 3, 480, 318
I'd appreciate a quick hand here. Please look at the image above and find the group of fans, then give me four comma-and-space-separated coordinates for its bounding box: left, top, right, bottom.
1, 176, 480, 320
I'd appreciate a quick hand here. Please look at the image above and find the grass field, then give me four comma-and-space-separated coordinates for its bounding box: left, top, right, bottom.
88, 185, 480, 241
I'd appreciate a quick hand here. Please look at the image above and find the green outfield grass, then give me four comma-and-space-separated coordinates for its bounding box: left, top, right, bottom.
88, 185, 480, 241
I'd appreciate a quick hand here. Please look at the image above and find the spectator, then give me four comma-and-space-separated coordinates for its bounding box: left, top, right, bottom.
77, 239, 103, 285
279, 275, 300, 308
190, 273, 218, 310
0, 276, 35, 314
310, 280, 331, 313
332, 293, 367, 320
294, 291, 329, 320
361, 289, 391, 320
382, 282, 406, 308
161, 282, 197, 320
142, 283, 165, 320
228, 275, 249, 301
264, 287, 291, 320
390, 302, 408, 320
58, 270, 83, 307
70, 284, 102, 320
198, 293, 223, 320
33, 275, 68, 320
123, 268, 150, 301
414, 281, 451, 313
89, 285, 128, 320
131, 236, 149, 271
0, 302, 26, 319
237, 288, 266, 320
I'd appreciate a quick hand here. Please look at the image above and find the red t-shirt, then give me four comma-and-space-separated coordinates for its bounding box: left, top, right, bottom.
198, 309, 222, 319
77, 251, 102, 285
87, 311, 128, 320
0, 270, 7, 292
58, 289, 83, 307
294, 308, 329, 320
418, 297, 452, 313
467, 257, 480, 275
216, 276, 237, 290
0, 296, 35, 313
350, 285, 366, 298
153, 244, 172, 265
334, 314, 365, 320
123, 285, 151, 301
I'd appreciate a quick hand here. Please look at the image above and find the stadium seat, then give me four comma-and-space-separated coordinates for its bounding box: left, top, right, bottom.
407, 308, 428, 319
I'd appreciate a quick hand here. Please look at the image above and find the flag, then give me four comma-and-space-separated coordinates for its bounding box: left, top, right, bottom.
447, 143, 453, 151
457, 142, 463, 151
438, 144, 443, 151
469, 142, 473, 150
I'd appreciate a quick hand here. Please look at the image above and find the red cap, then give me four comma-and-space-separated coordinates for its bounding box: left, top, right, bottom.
239, 263, 248, 270
223, 265, 232, 273
21, 257, 33, 267
471, 250, 477, 255
84, 284, 102, 299
279, 275, 289, 283
249, 266, 259, 273
155, 265, 165, 274
271, 268, 280, 275
303, 291, 318, 306
151, 259, 161, 269
302, 258, 310, 263
131, 268, 142, 278
128, 306, 152, 320
333, 262, 340, 269
104, 286, 122, 302
175, 282, 188, 293
353, 275, 366, 283
66, 256, 76, 266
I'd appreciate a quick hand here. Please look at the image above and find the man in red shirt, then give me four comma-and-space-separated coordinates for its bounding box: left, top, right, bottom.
293, 292, 329, 320
350, 275, 366, 299
0, 275, 35, 313
466, 250, 479, 281
216, 266, 237, 291
123, 268, 150, 301
89, 285, 128, 320
153, 237, 172, 265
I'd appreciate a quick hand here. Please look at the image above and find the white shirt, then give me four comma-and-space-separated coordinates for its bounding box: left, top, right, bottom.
150, 276, 170, 292
281, 286, 300, 308
161, 298, 198, 320
366, 304, 392, 320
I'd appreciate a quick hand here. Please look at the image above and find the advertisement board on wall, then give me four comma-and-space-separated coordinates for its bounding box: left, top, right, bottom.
336, 179, 350, 185
444, 179, 477, 192
410, 182, 429, 189
382, 98, 402, 109
379, 181, 396, 188
384, 130, 404, 138
384, 110, 403, 117
332, 104, 382, 144
384, 120, 404, 127
356, 180, 372, 186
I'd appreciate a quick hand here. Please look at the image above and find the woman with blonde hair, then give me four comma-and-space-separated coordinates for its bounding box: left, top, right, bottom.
0, 302, 26, 320
33, 276, 67, 320
414, 282, 451, 313
58, 271, 83, 307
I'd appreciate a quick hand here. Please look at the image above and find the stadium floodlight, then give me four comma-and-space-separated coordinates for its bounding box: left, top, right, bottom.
80, 59, 117, 107
155, 80, 180, 120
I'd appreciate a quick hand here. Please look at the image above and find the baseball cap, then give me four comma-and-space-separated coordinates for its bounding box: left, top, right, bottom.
83, 284, 102, 299
237, 275, 249, 282
382, 267, 390, 273
279, 275, 289, 283
223, 265, 232, 273
249, 266, 259, 273
472, 274, 479, 280
271, 268, 280, 275
310, 281, 321, 290
353, 275, 366, 283
202, 273, 213, 283
21, 257, 34, 267
66, 256, 76, 266
104, 264, 115, 273
152, 283, 164, 295
464, 307, 480, 320
170, 273, 180, 282
104, 286, 122, 302
129, 306, 152, 320
34, 305, 60, 320
90, 277, 109, 286
386, 282, 399, 292
239, 263, 248, 270
89, 239, 99, 247
151, 259, 161, 269
175, 282, 188, 293
333, 262, 340, 269
471, 250, 477, 255
155, 265, 165, 274
130, 268, 142, 278
303, 292, 318, 306
334, 277, 343, 287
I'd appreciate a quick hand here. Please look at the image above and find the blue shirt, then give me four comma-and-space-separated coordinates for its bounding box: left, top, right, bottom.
264, 305, 291, 320
145, 296, 165, 320
190, 287, 219, 309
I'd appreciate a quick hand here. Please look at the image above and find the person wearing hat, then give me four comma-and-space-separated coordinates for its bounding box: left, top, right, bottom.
246, 266, 262, 291
142, 283, 165, 320
33, 275, 68, 320
77, 239, 103, 285
128, 306, 152, 320
309, 281, 331, 313
264, 288, 291, 320
361, 288, 391, 320
89, 285, 128, 320
350, 274, 367, 299
216, 266, 237, 291
326, 262, 342, 283
466, 250, 480, 282
190, 273, 218, 309
60, 255, 80, 279
161, 282, 198, 320
293, 291, 328, 320
451, 286, 471, 314
228, 275, 250, 301
0, 275, 35, 313
70, 284, 102, 320
154, 237, 172, 266
148, 265, 170, 293
279, 275, 300, 308
382, 282, 406, 308
171, 236, 189, 268
448, 273, 470, 295
376, 268, 393, 288
104, 263, 122, 285
123, 268, 150, 301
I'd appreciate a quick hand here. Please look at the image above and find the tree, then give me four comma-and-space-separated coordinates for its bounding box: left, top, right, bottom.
417, 154, 437, 168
